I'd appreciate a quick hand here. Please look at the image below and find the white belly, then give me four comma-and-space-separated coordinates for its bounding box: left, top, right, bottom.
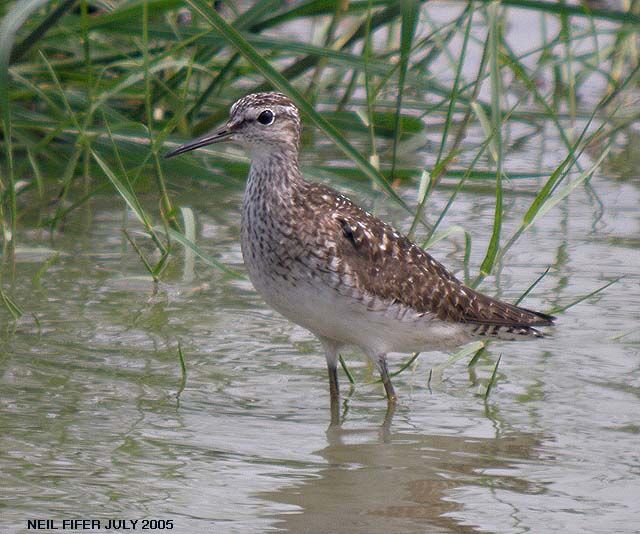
244, 254, 471, 355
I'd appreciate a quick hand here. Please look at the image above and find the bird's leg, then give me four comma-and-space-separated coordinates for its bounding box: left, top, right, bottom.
328, 375, 340, 427
320, 337, 340, 401
377, 355, 397, 403
327, 359, 339, 400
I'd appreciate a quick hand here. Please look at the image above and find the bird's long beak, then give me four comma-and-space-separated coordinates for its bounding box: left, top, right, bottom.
164, 125, 232, 159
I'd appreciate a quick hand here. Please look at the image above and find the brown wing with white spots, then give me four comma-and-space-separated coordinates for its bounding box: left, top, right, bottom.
303, 183, 554, 329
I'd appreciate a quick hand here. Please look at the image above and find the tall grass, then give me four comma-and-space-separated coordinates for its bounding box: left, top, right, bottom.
1, 0, 638, 323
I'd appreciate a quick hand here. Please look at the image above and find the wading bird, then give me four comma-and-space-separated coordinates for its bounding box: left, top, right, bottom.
165, 92, 554, 408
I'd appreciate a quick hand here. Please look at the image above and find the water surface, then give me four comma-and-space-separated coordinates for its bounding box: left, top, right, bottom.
2, 134, 639, 532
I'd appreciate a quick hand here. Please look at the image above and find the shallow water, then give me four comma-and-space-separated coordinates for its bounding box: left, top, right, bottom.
2, 124, 639, 533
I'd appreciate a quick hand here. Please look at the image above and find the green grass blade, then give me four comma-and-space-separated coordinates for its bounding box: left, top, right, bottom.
525, 146, 611, 230
424, 224, 469, 249
0, 0, 53, 255
176, 341, 187, 398
501, 42, 583, 172
515, 267, 551, 306
10, 0, 77, 63
180, 206, 196, 282
155, 226, 243, 279
484, 354, 502, 400
0, 0, 52, 68
434, 3, 474, 167
362, 0, 377, 167
338, 355, 355, 384
254, 0, 417, 30
430, 340, 487, 383
81, 0, 184, 31
548, 277, 622, 315
0, 286, 23, 320
479, 1, 503, 277
92, 150, 154, 230
123, 229, 157, 280
370, 351, 422, 383
389, 0, 420, 180
471, 0, 640, 25
389, 351, 421, 378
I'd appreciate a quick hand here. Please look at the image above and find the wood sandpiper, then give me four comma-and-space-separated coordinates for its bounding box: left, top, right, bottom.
165, 92, 554, 406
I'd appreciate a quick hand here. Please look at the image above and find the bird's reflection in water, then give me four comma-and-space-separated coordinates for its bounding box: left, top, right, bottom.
259, 402, 546, 534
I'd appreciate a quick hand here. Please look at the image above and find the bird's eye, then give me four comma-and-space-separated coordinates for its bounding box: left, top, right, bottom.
257, 109, 275, 125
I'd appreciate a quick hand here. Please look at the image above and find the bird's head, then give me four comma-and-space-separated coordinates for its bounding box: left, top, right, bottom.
164, 92, 301, 159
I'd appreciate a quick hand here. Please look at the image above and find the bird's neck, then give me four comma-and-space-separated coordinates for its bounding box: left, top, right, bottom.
242, 148, 305, 240
246, 147, 304, 200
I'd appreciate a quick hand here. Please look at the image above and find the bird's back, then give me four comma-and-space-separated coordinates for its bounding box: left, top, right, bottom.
294, 182, 554, 340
